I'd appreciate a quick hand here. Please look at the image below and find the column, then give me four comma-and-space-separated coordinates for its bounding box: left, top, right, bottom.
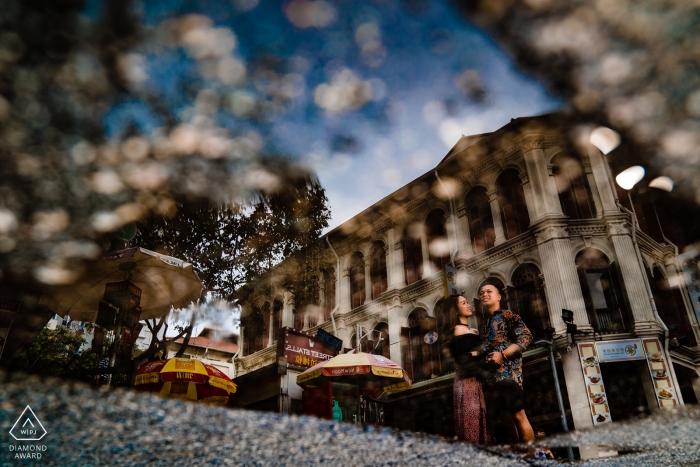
282, 291, 294, 328
520, 138, 561, 220
339, 266, 352, 313
560, 349, 593, 431
387, 296, 403, 365
239, 326, 246, 356
456, 206, 474, 259
364, 257, 372, 303
584, 165, 604, 217
586, 146, 619, 215
519, 171, 537, 227
487, 189, 506, 245
534, 221, 593, 334
607, 220, 659, 335
387, 226, 406, 290
267, 307, 275, 347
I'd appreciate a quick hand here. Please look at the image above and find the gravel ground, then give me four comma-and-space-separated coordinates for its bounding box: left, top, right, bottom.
1, 372, 699, 466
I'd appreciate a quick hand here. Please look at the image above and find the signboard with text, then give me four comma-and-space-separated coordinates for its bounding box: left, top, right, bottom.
595, 339, 643, 362
278, 327, 338, 369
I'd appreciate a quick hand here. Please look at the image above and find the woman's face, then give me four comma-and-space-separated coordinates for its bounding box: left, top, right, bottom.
456, 296, 472, 318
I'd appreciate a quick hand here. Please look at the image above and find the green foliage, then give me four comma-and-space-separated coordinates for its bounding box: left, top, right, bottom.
9, 326, 102, 376
131, 176, 331, 298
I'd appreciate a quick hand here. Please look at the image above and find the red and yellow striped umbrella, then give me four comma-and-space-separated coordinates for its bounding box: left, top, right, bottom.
134, 358, 237, 405
296, 352, 411, 395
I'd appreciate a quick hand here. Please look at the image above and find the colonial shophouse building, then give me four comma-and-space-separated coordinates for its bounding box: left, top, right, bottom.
232, 113, 700, 439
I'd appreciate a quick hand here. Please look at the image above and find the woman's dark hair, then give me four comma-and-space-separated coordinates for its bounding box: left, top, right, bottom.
440, 294, 468, 356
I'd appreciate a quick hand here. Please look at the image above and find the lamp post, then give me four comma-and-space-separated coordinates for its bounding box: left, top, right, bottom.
536, 326, 574, 461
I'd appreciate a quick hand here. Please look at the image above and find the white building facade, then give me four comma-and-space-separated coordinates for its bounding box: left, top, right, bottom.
235, 114, 700, 438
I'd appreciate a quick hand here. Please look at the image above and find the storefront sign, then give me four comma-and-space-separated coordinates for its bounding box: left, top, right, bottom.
577, 343, 612, 426
316, 328, 343, 351
641, 338, 678, 408
595, 339, 643, 362
579, 337, 679, 427
279, 327, 338, 369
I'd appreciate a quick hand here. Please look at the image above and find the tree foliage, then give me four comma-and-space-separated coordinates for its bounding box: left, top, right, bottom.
9, 325, 102, 376
131, 175, 330, 299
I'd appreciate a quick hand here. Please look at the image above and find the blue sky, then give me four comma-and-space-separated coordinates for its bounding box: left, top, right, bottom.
101, 0, 562, 230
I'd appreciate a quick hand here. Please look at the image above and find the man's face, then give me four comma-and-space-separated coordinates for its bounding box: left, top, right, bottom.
479, 285, 501, 308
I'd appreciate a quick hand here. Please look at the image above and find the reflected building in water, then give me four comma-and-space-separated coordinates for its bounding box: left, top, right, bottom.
233, 113, 700, 440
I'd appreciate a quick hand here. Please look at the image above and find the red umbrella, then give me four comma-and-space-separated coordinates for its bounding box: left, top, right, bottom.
134, 358, 237, 405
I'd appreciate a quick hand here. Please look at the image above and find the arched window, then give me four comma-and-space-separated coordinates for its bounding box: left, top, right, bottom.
293, 309, 303, 330
576, 249, 631, 332
323, 268, 336, 322
648, 267, 697, 346
403, 223, 424, 285
242, 305, 265, 355
350, 252, 366, 309
426, 209, 451, 270
498, 170, 530, 239
372, 323, 391, 359
354, 322, 391, 357
509, 264, 549, 342
400, 308, 442, 382
369, 241, 387, 300
552, 154, 596, 220
466, 187, 495, 254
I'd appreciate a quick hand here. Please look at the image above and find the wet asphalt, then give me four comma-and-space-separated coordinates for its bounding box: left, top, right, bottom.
1, 371, 699, 466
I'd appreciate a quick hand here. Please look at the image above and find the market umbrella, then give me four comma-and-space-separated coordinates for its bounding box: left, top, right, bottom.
39, 247, 203, 322
134, 358, 237, 405
296, 351, 412, 396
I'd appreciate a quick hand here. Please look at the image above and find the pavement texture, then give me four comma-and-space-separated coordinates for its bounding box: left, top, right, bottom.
1, 371, 699, 466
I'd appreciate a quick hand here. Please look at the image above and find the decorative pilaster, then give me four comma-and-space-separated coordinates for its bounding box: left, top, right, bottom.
519, 171, 537, 226
607, 221, 660, 334
339, 267, 351, 313
520, 138, 561, 219
586, 146, 619, 215
534, 221, 592, 333
387, 295, 403, 365
456, 205, 474, 258
387, 226, 406, 290
282, 291, 294, 328
267, 308, 275, 347
487, 189, 506, 245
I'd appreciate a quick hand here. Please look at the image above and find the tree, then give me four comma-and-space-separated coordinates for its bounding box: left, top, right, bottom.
9, 324, 103, 376
130, 175, 331, 299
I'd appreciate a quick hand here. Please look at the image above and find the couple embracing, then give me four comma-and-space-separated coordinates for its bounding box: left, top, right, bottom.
442, 283, 535, 445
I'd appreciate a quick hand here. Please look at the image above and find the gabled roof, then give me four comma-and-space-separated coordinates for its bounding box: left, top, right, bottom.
439, 132, 492, 164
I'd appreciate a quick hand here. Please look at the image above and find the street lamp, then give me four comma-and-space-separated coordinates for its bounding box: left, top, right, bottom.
536, 326, 574, 461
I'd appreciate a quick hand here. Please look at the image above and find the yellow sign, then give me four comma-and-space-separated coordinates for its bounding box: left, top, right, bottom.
296, 368, 322, 384
383, 381, 411, 393
371, 367, 403, 378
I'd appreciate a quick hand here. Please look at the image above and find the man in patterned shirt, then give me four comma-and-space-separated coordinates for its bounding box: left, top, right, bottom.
479, 283, 535, 443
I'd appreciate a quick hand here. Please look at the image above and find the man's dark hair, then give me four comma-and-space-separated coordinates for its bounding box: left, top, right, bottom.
479, 281, 503, 295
